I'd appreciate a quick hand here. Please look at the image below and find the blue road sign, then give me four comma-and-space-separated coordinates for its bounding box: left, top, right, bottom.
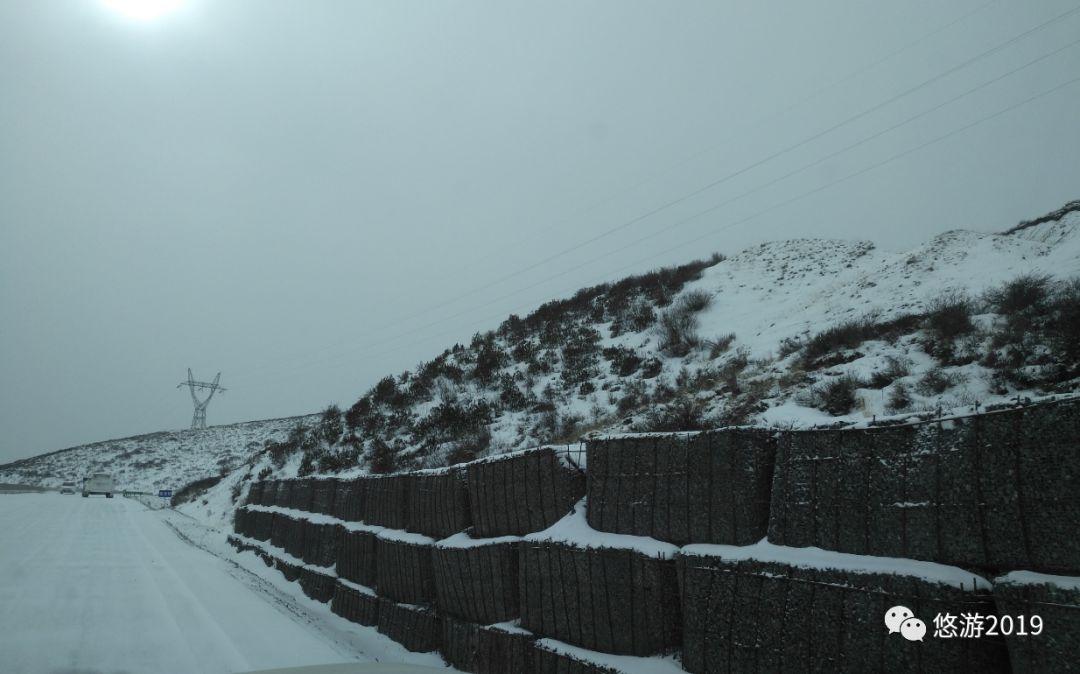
158, 489, 172, 498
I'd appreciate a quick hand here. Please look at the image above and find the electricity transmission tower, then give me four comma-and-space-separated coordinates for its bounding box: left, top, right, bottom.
177, 369, 225, 430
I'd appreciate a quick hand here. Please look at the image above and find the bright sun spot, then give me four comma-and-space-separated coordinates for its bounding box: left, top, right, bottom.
101, 0, 184, 21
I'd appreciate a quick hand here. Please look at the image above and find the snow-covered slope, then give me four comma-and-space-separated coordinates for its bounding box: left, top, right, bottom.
6, 201, 1080, 498
0, 415, 316, 492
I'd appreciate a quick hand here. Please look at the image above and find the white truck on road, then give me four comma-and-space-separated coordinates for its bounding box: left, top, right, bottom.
82, 473, 115, 498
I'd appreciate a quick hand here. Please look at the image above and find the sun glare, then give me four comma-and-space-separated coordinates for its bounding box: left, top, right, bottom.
101, 0, 185, 21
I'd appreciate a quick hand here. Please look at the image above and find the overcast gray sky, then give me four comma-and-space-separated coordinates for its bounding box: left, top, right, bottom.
2, 0, 1078, 463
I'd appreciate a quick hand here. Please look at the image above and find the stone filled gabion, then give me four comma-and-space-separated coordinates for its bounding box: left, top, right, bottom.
468, 447, 585, 537
476, 624, 536, 674
337, 529, 379, 587
266, 480, 287, 507
288, 478, 315, 512
769, 399, 1080, 574
333, 478, 366, 522
269, 513, 289, 549
432, 539, 519, 624
310, 478, 338, 515
376, 598, 440, 653
587, 429, 776, 546
275, 557, 301, 582
407, 470, 471, 539
993, 576, 1080, 674
300, 522, 342, 568
298, 568, 335, 603
331, 580, 379, 627
519, 542, 681, 656
252, 510, 274, 542
233, 508, 252, 537
375, 537, 436, 605
280, 516, 306, 559
440, 615, 479, 673
245, 481, 266, 506
364, 475, 411, 530
533, 642, 620, 674
678, 553, 1009, 674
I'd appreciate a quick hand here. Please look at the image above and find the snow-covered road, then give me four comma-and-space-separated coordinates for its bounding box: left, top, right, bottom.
0, 493, 359, 674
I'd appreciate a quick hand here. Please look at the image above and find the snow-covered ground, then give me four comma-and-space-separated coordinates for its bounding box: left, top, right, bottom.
0, 492, 453, 674
0, 414, 315, 492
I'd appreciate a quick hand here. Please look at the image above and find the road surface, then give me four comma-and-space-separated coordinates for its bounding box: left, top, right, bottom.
0, 492, 360, 674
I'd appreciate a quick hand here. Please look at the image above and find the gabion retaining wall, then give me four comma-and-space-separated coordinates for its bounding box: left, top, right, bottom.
377, 598, 440, 653
768, 400, 1080, 574
310, 478, 338, 515
678, 553, 1009, 674
298, 567, 336, 603
468, 447, 586, 537
364, 475, 411, 530
533, 642, 620, 674
288, 478, 315, 512
375, 536, 436, 605
993, 575, 1080, 674
432, 539, 519, 624
331, 580, 380, 627
246, 481, 266, 506
477, 624, 537, 674
336, 528, 379, 587
261, 480, 284, 507
250, 510, 273, 542
440, 615, 480, 672
281, 515, 306, 559
519, 542, 681, 656
333, 478, 366, 522
275, 557, 302, 583
586, 429, 776, 546
407, 471, 471, 539
300, 521, 342, 568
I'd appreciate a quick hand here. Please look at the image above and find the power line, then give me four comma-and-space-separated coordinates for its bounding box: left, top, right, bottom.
247, 33, 1080, 382
235, 1, 1010, 373
248, 72, 1080, 391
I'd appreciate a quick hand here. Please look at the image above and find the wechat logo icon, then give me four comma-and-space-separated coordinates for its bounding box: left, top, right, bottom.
885, 605, 926, 642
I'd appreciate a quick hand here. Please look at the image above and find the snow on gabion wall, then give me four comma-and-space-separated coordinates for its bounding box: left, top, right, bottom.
299, 521, 341, 568
376, 598, 440, 653
336, 528, 378, 587
993, 576, 1080, 674
406, 470, 471, 539
333, 478, 366, 522
476, 623, 536, 674
331, 580, 379, 627
586, 429, 776, 546
519, 541, 681, 656
309, 478, 338, 515
298, 567, 335, 603
374, 536, 436, 605
431, 540, 519, 624
532, 642, 620, 674
678, 553, 1009, 674
363, 475, 411, 530
768, 399, 1080, 574
467, 447, 585, 537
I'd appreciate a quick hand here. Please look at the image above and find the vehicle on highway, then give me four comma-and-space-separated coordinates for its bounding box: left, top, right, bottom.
82, 473, 115, 498
60, 481, 76, 495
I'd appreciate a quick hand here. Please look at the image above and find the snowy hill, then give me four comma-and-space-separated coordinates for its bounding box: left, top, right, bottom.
233, 199, 1080, 486
5, 200, 1078, 502
0, 414, 316, 492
